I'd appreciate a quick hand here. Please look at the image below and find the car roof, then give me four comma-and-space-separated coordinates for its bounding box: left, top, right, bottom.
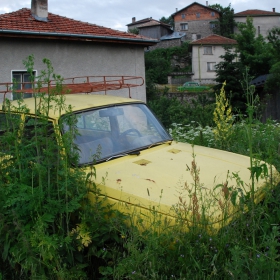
2, 94, 142, 119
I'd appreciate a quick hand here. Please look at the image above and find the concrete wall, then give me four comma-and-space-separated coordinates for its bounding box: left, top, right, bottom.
234, 15, 280, 38
139, 26, 171, 40
191, 44, 226, 82
0, 37, 147, 103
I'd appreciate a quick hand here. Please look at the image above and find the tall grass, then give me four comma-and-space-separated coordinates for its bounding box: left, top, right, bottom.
1, 58, 280, 279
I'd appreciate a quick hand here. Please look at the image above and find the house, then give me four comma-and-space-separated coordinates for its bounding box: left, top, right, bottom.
0, 0, 157, 103
171, 1, 220, 41
127, 17, 172, 40
190, 34, 237, 83
234, 9, 280, 38
127, 17, 153, 32
137, 19, 173, 40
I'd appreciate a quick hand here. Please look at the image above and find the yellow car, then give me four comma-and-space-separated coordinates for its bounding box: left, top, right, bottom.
1, 94, 278, 232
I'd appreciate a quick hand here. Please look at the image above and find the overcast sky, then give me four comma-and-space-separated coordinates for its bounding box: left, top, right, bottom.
0, 0, 279, 32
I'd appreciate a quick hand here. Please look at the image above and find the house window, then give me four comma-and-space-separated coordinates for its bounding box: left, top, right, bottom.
196, 13, 200, 18
181, 14, 186, 19
197, 34, 201, 39
211, 12, 215, 17
204, 46, 213, 55
258, 26, 260, 35
210, 22, 216, 29
207, 62, 216, 71
12, 71, 35, 100
180, 23, 188, 30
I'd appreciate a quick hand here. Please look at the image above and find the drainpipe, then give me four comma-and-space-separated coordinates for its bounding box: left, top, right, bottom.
198, 45, 202, 82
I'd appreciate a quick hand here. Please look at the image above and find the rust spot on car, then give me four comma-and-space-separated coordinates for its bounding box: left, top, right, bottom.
117, 179, 122, 184
168, 149, 181, 154
133, 159, 151, 166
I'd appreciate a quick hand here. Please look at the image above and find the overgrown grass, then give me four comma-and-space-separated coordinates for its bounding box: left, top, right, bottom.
1, 58, 280, 279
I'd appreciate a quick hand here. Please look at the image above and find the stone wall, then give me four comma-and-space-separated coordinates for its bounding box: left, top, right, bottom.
149, 38, 183, 51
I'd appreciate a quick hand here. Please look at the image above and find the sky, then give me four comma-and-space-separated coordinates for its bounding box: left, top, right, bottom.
0, 0, 279, 32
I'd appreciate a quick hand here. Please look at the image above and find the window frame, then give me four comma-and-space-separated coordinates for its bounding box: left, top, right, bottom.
204, 46, 213, 55
11, 70, 37, 100
207, 62, 216, 72
180, 23, 188, 30
210, 22, 216, 29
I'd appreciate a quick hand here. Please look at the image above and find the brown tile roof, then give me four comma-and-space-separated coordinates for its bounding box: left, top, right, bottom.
190, 34, 237, 45
0, 8, 157, 45
172, 1, 220, 16
234, 9, 280, 16
138, 19, 171, 29
127, 18, 152, 26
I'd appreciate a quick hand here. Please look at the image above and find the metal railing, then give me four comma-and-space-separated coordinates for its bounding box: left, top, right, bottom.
0, 75, 144, 99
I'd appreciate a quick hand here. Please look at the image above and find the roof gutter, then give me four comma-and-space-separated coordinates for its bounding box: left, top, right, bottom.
0, 29, 158, 45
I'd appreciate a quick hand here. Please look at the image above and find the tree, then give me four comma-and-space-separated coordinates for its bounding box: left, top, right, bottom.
234, 17, 275, 79
265, 27, 280, 91
267, 27, 280, 60
128, 27, 139, 35
159, 16, 174, 29
214, 46, 246, 112
145, 42, 190, 86
209, 4, 236, 38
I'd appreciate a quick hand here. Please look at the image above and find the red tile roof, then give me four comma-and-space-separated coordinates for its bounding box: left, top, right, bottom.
234, 9, 280, 16
0, 8, 157, 45
191, 34, 237, 45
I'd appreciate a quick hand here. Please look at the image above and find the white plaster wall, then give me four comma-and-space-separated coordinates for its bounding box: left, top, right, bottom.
191, 45, 225, 82
234, 16, 280, 38
0, 38, 147, 103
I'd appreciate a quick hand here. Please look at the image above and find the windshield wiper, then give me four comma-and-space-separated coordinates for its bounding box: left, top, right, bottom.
148, 140, 173, 149
106, 151, 140, 162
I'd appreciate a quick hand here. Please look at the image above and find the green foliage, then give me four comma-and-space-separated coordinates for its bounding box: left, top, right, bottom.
214, 46, 247, 113
159, 15, 174, 29
265, 28, 280, 91
234, 17, 275, 78
148, 92, 215, 129
0, 56, 129, 279
209, 3, 236, 38
2, 56, 280, 279
267, 27, 280, 60
213, 82, 234, 149
128, 27, 139, 35
145, 42, 191, 84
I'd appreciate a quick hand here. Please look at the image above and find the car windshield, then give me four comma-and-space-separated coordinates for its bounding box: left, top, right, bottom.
62, 103, 172, 164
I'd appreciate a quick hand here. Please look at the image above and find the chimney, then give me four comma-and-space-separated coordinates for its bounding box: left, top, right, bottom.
206, 1, 208, 6
273, 8, 275, 12
176, 8, 178, 12
132, 17, 136, 23
31, 0, 48, 22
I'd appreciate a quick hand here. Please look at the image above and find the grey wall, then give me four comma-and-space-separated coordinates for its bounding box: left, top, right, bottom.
234, 15, 280, 38
174, 20, 214, 39
0, 37, 147, 103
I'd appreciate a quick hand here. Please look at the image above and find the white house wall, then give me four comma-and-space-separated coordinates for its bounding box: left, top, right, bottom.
191, 44, 225, 83
234, 16, 280, 38
0, 38, 146, 103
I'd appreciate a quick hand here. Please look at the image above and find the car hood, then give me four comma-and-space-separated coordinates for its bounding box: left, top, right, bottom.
85, 141, 278, 229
